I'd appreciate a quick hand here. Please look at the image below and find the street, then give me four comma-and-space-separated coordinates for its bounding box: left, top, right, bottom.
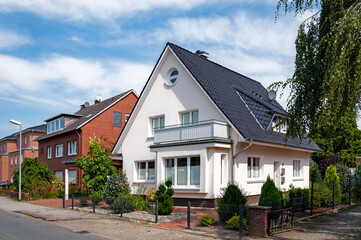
0, 209, 108, 240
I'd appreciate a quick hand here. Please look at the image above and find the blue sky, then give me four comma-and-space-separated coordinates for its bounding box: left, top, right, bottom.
0, 0, 315, 137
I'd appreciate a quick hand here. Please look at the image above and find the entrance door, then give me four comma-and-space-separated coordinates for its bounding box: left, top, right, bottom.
274, 161, 281, 189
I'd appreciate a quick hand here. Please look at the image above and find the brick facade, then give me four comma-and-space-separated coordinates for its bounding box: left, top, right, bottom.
38, 91, 137, 188
356, 157, 361, 166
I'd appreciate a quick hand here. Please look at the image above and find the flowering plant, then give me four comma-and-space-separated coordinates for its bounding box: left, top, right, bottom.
103, 171, 130, 204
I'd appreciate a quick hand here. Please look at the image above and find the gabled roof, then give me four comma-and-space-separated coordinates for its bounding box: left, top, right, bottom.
167, 43, 320, 151
36, 90, 135, 141
1, 124, 46, 140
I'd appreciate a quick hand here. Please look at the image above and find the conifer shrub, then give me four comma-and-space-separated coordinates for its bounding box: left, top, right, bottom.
198, 214, 216, 226
258, 176, 283, 211
216, 183, 248, 222
310, 163, 322, 183
353, 164, 361, 202
324, 165, 341, 204
156, 180, 174, 215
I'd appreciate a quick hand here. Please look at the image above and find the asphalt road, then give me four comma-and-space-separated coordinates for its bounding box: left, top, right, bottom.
0, 209, 109, 240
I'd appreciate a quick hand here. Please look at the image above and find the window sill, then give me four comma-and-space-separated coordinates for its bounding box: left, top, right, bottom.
173, 187, 201, 192
55, 156, 63, 158
293, 177, 304, 181
247, 178, 265, 184
68, 153, 77, 156
133, 180, 156, 184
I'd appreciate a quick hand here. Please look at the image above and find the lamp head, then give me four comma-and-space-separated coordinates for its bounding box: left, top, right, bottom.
10, 119, 22, 126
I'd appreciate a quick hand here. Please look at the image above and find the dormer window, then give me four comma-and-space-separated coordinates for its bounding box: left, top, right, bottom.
47, 117, 64, 134
272, 115, 288, 133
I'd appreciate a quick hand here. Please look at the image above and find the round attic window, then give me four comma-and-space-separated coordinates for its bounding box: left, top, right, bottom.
166, 68, 179, 86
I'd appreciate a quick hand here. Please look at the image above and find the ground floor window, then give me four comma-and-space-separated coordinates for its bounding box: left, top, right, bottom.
136, 161, 155, 181
293, 160, 301, 177
68, 170, 77, 183
165, 156, 200, 187
248, 157, 260, 178
55, 171, 63, 180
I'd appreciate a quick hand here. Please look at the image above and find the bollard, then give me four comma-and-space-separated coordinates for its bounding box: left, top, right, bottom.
311, 181, 314, 216
187, 202, 191, 229
239, 204, 243, 237
93, 196, 95, 213
120, 198, 123, 217
155, 199, 158, 224
349, 175, 352, 205
332, 181, 335, 209
72, 194, 74, 210
63, 193, 65, 208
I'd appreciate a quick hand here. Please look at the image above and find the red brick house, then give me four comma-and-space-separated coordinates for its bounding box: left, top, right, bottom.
0, 125, 46, 183
36, 90, 138, 188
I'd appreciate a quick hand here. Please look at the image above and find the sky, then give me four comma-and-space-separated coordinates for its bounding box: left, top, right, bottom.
0, 0, 317, 137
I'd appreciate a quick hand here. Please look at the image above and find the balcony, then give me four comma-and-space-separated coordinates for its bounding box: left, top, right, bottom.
153, 120, 229, 145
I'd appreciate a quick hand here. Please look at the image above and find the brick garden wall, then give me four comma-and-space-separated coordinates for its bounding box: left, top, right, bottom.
0, 189, 29, 200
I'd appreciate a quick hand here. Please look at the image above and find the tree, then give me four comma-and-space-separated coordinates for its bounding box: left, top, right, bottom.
273, 0, 361, 139
76, 135, 115, 195
13, 158, 53, 192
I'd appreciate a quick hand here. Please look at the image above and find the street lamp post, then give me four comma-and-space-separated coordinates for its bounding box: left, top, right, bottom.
10, 119, 22, 201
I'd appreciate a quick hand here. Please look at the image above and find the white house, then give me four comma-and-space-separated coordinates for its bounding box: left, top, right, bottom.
112, 43, 321, 206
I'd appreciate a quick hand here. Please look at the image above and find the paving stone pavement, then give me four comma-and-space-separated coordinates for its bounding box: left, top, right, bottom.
273, 204, 361, 240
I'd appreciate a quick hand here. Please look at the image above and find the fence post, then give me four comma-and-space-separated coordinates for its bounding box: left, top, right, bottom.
187, 202, 191, 229
72, 194, 74, 210
93, 196, 96, 213
239, 204, 243, 237
310, 181, 314, 216
332, 181, 335, 209
281, 199, 284, 224
63, 193, 65, 208
349, 175, 352, 205
28, 190, 30, 201
155, 199, 158, 224
120, 198, 123, 217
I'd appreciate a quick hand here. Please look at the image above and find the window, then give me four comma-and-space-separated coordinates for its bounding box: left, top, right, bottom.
164, 156, 200, 187
113, 112, 122, 127
47, 146, 52, 159
3, 144, 5, 151
68, 170, 77, 183
24, 136, 27, 146
0, 144, 2, 151
181, 110, 199, 125
11, 156, 13, 166
47, 117, 64, 134
55, 144, 63, 157
15, 156, 17, 165
68, 141, 77, 155
293, 160, 301, 177
151, 116, 165, 135
220, 154, 228, 185
272, 115, 288, 133
125, 114, 130, 123
247, 157, 260, 178
55, 171, 63, 180
136, 161, 155, 181
165, 68, 179, 86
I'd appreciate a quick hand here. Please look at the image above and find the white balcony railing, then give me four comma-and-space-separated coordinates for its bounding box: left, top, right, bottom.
153, 120, 229, 144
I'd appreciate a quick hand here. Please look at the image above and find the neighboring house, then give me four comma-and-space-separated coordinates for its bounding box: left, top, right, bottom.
112, 43, 321, 206
0, 124, 46, 183
36, 90, 138, 188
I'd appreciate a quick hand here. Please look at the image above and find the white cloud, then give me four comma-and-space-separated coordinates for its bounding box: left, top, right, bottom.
0, 28, 30, 49
0, 0, 211, 22
0, 54, 152, 109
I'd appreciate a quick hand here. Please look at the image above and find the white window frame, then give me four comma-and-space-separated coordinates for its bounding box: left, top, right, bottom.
24, 136, 27, 146
220, 154, 228, 185
293, 160, 302, 178
68, 141, 77, 156
272, 115, 288, 133
150, 116, 165, 136
11, 156, 13, 166
47, 117, 64, 134
180, 110, 199, 125
68, 170, 77, 184
164, 156, 201, 188
55, 144, 63, 158
55, 171, 63, 181
47, 146, 52, 159
135, 161, 155, 182
247, 157, 261, 179
15, 155, 17, 165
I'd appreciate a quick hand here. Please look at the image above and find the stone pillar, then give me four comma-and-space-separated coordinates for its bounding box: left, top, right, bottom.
248, 206, 272, 238
65, 169, 69, 200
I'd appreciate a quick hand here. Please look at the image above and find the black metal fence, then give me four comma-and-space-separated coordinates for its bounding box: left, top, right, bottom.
268, 207, 294, 234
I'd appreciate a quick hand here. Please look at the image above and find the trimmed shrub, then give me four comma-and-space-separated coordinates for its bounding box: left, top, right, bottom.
198, 214, 216, 226
91, 192, 103, 205
258, 176, 283, 211
80, 197, 88, 207
111, 194, 136, 213
156, 181, 174, 215
324, 165, 341, 204
312, 183, 333, 208
287, 186, 309, 212
103, 171, 130, 205
217, 183, 248, 222
310, 163, 322, 183
225, 214, 247, 230
336, 163, 353, 202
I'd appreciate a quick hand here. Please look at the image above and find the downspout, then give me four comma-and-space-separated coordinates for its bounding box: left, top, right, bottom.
75, 129, 82, 188
232, 139, 253, 184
